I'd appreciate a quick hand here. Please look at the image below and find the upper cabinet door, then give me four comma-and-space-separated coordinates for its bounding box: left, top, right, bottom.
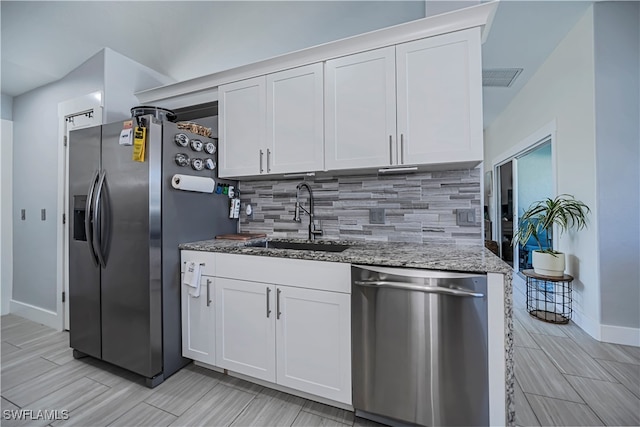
266, 64, 324, 174
218, 76, 266, 178
396, 28, 483, 166
325, 47, 397, 170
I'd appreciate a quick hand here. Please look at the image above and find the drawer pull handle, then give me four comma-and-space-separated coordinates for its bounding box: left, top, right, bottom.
276, 288, 281, 320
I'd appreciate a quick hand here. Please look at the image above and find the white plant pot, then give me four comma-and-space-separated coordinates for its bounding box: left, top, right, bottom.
532, 251, 565, 277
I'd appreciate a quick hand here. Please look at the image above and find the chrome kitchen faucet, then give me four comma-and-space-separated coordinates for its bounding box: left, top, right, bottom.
293, 182, 323, 241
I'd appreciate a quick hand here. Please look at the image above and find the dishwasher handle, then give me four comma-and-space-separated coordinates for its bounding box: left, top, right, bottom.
354, 280, 484, 298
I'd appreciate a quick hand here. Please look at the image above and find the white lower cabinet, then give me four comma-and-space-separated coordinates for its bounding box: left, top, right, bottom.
215, 278, 276, 382
181, 276, 215, 366
181, 251, 352, 405
276, 286, 351, 404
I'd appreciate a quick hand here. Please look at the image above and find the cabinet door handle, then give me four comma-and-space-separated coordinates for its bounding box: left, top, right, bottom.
400, 134, 405, 165
267, 149, 271, 173
259, 150, 264, 173
276, 288, 281, 320
266, 287, 271, 318
206, 279, 212, 307
389, 135, 393, 165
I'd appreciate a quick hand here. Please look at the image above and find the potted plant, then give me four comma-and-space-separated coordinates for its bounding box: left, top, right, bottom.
513, 194, 590, 277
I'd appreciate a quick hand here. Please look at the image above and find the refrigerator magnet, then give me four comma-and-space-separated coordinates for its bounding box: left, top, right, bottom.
119, 128, 133, 146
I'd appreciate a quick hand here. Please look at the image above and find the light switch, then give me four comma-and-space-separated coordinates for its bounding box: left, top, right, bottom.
370, 208, 385, 225
456, 209, 476, 226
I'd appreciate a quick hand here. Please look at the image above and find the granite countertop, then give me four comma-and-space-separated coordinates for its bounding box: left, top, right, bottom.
179, 237, 513, 275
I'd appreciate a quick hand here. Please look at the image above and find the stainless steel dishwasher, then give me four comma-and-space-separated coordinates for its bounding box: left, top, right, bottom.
351, 265, 488, 427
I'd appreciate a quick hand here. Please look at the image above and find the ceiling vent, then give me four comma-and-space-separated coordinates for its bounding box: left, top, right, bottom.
482, 68, 523, 88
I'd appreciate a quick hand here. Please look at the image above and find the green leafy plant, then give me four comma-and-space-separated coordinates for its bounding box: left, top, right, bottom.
513, 194, 590, 255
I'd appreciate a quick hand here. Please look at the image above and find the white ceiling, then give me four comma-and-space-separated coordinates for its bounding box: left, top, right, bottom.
1, 0, 592, 128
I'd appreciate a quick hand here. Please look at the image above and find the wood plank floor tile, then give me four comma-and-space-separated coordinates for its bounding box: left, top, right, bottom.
1, 334, 70, 370
514, 347, 583, 403
1, 357, 59, 390
2, 397, 19, 411
216, 373, 265, 395
620, 345, 640, 364
292, 410, 351, 427
2, 341, 21, 358
1, 314, 32, 331
42, 347, 75, 366
302, 401, 355, 425
514, 307, 569, 338
83, 358, 146, 388
596, 359, 640, 399
4, 377, 109, 427
565, 375, 640, 426
526, 393, 603, 426
51, 382, 154, 427
144, 364, 218, 416
514, 318, 540, 349
3, 323, 58, 348
562, 324, 638, 365
532, 334, 617, 382
230, 387, 305, 427
108, 402, 177, 427
3, 361, 98, 407
514, 377, 540, 426
168, 383, 255, 427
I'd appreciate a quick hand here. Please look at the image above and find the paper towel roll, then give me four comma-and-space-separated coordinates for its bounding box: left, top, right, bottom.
171, 174, 215, 193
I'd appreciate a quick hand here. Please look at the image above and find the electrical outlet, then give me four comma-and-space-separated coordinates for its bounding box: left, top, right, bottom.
456, 208, 476, 226
370, 208, 385, 225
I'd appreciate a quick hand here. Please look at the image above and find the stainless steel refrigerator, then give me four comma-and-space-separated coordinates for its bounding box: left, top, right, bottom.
68, 115, 236, 387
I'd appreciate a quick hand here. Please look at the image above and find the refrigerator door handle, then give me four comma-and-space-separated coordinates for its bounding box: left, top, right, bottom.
93, 170, 107, 268
85, 170, 100, 266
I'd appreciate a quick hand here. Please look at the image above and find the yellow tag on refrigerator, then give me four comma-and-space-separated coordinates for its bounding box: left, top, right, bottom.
132, 127, 146, 162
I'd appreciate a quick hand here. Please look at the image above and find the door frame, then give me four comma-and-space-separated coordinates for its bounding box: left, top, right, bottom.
491, 120, 557, 273
56, 92, 103, 331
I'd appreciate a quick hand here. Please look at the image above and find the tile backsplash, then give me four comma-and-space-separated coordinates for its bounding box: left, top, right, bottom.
238, 169, 482, 244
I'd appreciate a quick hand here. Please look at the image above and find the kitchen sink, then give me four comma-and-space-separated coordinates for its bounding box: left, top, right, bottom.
245, 240, 350, 253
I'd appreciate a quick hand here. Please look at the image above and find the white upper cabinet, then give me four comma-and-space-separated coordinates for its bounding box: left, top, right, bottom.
219, 64, 324, 178
396, 28, 483, 166
325, 47, 397, 170
219, 76, 266, 178
267, 63, 324, 174
220, 28, 483, 177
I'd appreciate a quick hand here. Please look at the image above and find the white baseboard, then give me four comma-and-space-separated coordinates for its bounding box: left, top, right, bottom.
570, 308, 601, 340
10, 299, 59, 330
600, 324, 640, 347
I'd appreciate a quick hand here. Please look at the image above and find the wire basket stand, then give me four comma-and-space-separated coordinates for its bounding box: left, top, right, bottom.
522, 269, 574, 324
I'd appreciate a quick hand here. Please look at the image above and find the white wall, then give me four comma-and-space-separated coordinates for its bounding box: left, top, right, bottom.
484, 8, 600, 336
103, 48, 174, 122
1, 94, 13, 120
12, 51, 105, 314
593, 2, 640, 337
1, 119, 13, 315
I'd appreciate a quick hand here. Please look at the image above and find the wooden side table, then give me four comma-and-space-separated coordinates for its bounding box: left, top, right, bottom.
522, 269, 574, 324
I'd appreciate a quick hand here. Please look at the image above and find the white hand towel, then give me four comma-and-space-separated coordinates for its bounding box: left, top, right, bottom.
183, 261, 202, 298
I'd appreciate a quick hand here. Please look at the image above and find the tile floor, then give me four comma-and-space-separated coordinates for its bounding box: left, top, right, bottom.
1, 277, 638, 427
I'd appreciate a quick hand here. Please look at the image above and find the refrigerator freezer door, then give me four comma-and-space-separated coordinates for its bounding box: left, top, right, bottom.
68, 126, 102, 359
99, 120, 162, 378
